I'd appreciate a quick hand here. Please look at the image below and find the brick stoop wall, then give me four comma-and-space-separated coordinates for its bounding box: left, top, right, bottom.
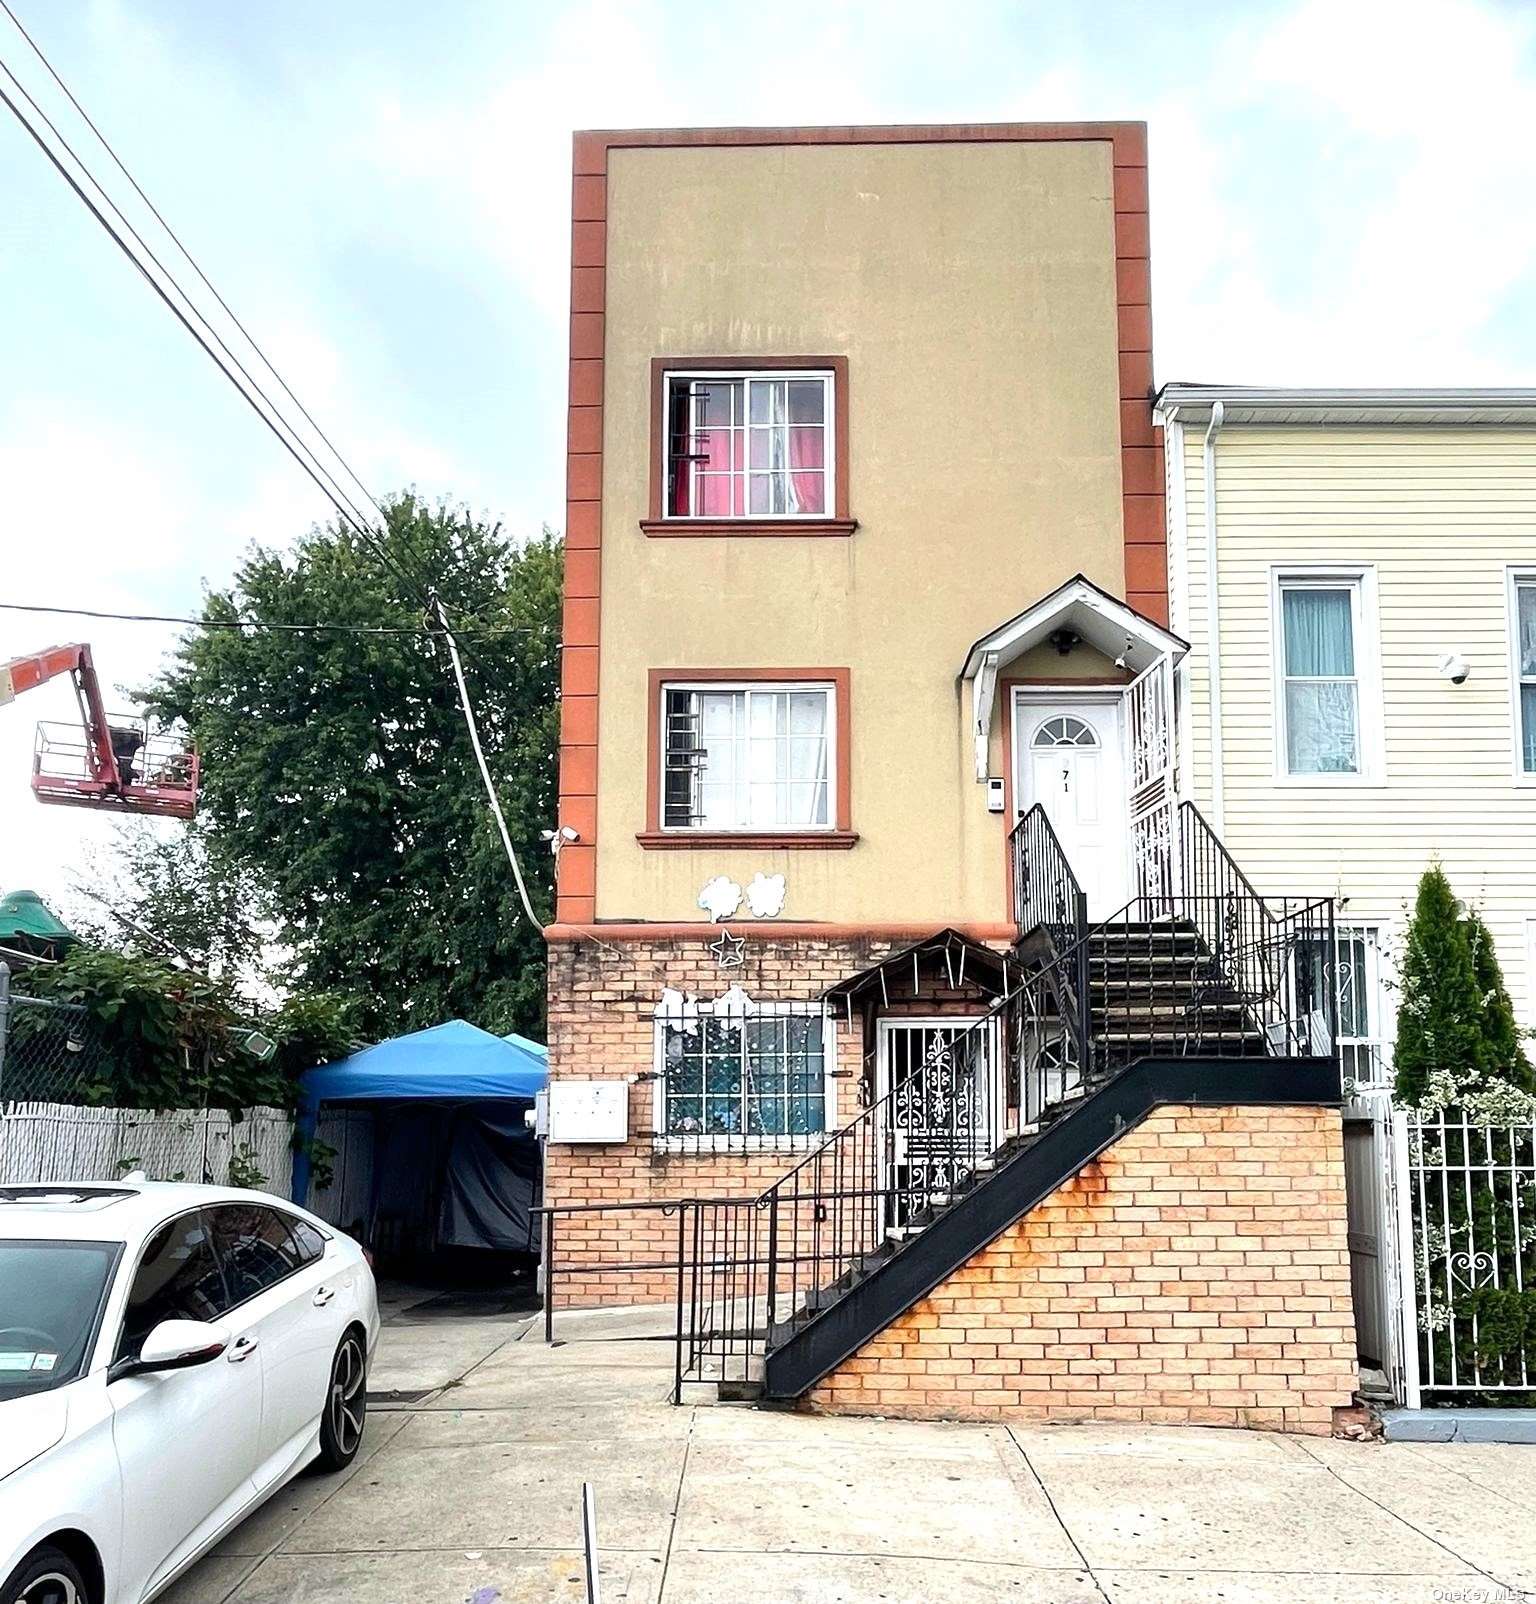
806, 1105, 1357, 1435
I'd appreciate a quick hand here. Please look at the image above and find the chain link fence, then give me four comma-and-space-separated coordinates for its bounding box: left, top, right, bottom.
0, 978, 110, 1106
0, 965, 294, 1191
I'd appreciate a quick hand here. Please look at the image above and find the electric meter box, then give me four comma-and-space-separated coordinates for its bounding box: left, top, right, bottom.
547, 1080, 629, 1143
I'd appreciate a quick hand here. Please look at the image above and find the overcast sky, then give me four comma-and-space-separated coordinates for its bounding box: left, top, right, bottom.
2, 0, 1534, 920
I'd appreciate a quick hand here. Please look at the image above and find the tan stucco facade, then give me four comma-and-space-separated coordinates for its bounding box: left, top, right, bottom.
593, 139, 1129, 926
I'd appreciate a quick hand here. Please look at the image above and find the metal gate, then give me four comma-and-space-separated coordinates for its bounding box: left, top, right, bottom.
876, 1018, 1002, 1229
1392, 1105, 1536, 1406
1342, 1088, 1407, 1397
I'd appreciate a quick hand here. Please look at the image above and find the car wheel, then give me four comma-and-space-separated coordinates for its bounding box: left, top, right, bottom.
315, 1329, 367, 1471
1, 1545, 92, 1604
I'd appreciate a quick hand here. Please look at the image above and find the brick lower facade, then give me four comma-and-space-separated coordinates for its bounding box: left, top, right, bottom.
546, 934, 997, 1306
806, 1105, 1357, 1435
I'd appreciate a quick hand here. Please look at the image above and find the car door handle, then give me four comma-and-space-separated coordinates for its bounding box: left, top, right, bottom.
227, 1333, 259, 1363
313, 1286, 336, 1307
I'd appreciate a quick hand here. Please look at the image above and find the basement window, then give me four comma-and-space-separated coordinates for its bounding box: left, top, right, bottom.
655, 1003, 831, 1147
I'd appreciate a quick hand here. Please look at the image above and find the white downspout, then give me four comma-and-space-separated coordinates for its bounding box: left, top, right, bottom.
1202, 401, 1226, 833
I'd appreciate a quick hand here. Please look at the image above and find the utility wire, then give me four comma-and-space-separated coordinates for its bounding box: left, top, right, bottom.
0, 599, 549, 638
0, 56, 382, 547
0, 22, 543, 889
0, 72, 392, 562
430, 593, 545, 934
0, 28, 459, 632
0, 44, 496, 675
0, 0, 389, 531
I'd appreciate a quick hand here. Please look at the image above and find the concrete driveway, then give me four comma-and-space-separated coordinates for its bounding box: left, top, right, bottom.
164, 1300, 1536, 1604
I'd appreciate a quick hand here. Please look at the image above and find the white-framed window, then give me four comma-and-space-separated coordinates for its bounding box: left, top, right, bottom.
654, 1002, 834, 1147
663, 368, 833, 519
1507, 571, 1536, 778
661, 681, 833, 831
1272, 569, 1379, 781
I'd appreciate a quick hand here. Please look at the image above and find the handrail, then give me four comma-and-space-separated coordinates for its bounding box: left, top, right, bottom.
1178, 798, 1271, 913
1010, 802, 1087, 946
1009, 803, 1091, 1063
669, 806, 1339, 1399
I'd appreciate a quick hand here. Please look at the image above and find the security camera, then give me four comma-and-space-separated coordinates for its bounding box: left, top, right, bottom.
1436, 652, 1470, 686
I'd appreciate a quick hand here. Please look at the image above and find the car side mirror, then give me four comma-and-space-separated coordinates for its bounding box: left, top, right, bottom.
112, 1319, 230, 1380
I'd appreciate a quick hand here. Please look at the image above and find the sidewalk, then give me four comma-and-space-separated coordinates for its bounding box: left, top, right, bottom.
165, 1304, 1536, 1604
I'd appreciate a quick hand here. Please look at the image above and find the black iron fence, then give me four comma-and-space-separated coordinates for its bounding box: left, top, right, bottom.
1010, 803, 1087, 951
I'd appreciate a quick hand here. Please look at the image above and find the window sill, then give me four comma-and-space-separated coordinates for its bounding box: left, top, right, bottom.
1271, 773, 1386, 789
651, 1136, 831, 1155
636, 830, 859, 850
639, 517, 858, 539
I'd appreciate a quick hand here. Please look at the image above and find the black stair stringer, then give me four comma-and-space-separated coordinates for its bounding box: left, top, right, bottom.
761, 1055, 1341, 1400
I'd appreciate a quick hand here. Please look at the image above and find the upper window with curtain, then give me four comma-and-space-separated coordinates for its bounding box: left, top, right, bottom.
664, 369, 832, 520
1512, 576, 1536, 775
662, 682, 832, 831
1277, 578, 1364, 777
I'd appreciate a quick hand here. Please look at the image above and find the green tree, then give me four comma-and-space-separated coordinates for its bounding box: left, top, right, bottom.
70, 819, 268, 992
1465, 908, 1535, 1093
149, 494, 561, 1040
1393, 864, 1488, 1103
17, 947, 356, 1110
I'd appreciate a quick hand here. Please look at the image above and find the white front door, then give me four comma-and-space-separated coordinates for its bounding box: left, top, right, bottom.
1014, 695, 1130, 919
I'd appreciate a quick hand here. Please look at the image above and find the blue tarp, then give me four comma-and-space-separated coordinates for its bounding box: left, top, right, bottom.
302, 1019, 548, 1106
292, 1020, 548, 1204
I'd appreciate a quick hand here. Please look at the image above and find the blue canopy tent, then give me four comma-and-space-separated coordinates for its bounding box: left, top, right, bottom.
294, 1021, 548, 1264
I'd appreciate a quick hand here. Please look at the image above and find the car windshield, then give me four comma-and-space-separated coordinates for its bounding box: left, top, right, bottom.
0, 1240, 119, 1399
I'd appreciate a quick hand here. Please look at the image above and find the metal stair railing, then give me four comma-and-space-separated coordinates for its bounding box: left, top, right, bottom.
672, 807, 1337, 1399
1009, 802, 1091, 1068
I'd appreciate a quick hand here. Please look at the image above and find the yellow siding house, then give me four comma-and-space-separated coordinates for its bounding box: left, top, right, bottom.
1156, 386, 1536, 1081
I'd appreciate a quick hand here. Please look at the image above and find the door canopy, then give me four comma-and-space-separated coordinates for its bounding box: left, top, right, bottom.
958, 575, 1187, 780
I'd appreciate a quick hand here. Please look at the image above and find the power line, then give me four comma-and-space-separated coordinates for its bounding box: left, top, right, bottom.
0, 22, 542, 886
0, 49, 503, 682
0, 599, 551, 638
0, 0, 390, 532
431, 593, 545, 934
0, 56, 382, 547
0, 31, 463, 636
0, 72, 394, 557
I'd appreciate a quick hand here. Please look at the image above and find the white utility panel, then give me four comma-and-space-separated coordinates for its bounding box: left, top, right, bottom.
548, 1080, 629, 1143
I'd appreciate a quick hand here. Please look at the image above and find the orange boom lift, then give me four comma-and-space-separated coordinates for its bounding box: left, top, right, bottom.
0, 643, 199, 819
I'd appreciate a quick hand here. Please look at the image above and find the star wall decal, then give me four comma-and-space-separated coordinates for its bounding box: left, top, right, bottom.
709, 928, 746, 969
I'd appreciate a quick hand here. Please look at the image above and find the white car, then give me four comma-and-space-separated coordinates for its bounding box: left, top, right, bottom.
0, 1180, 379, 1604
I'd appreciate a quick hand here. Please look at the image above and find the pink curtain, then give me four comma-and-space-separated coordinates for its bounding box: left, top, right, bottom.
789, 426, 824, 515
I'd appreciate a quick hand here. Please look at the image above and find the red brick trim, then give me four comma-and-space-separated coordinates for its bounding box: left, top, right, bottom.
643, 355, 852, 534
642, 666, 853, 838
555, 121, 1159, 925
546, 921, 1020, 943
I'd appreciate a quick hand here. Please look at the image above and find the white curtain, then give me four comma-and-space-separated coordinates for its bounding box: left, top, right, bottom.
1283, 589, 1358, 774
